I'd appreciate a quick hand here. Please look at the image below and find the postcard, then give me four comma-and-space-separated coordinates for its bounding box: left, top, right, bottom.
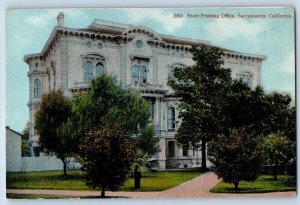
5, 7, 296, 199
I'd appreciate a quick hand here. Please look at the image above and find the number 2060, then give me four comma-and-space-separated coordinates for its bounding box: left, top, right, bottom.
173, 14, 183, 18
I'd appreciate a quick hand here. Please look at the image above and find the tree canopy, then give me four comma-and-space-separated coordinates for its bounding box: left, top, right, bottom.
208, 128, 262, 190
134, 125, 159, 171
35, 90, 73, 175
219, 80, 269, 136
261, 133, 295, 180
263, 92, 295, 142
168, 46, 232, 170
21, 122, 30, 156
78, 122, 135, 198
72, 74, 150, 138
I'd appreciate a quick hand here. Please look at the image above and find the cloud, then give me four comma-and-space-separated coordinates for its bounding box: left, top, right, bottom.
280, 51, 295, 75
204, 18, 267, 41
124, 9, 184, 33
25, 9, 84, 27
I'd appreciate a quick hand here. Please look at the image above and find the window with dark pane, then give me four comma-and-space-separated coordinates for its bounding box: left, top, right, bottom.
96, 63, 104, 76
167, 107, 175, 131
140, 66, 147, 83
34, 79, 41, 98
84, 61, 93, 82
132, 65, 139, 83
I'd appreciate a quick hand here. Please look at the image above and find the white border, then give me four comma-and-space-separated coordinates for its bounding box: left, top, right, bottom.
0, 1, 298, 205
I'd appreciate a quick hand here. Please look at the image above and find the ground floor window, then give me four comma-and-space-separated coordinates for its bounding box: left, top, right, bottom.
183, 147, 188, 156
168, 141, 175, 157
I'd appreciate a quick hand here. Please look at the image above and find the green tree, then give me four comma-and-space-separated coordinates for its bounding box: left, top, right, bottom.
208, 128, 262, 190
78, 123, 135, 198
35, 90, 73, 175
21, 122, 30, 156
135, 125, 159, 157
261, 133, 295, 181
21, 122, 30, 141
264, 92, 295, 142
168, 46, 231, 170
134, 125, 159, 171
220, 80, 269, 136
72, 74, 150, 138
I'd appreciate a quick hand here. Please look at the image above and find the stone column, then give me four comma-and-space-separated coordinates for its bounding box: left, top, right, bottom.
119, 44, 127, 86
153, 49, 158, 84
159, 138, 166, 169
60, 39, 70, 96
155, 97, 159, 124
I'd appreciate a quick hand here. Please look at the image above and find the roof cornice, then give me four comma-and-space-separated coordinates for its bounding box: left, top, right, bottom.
24, 24, 267, 64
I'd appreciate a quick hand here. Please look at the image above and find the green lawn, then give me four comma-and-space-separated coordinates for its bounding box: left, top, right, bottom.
7, 170, 202, 192
210, 175, 296, 193
7, 193, 70, 199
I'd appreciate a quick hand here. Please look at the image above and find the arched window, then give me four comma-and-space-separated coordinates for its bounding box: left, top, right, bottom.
140, 66, 147, 83
168, 63, 186, 83
245, 78, 252, 88
96, 63, 105, 76
84, 61, 93, 82
168, 141, 175, 157
34, 79, 41, 98
238, 72, 253, 89
132, 65, 139, 83
168, 68, 176, 82
167, 107, 175, 131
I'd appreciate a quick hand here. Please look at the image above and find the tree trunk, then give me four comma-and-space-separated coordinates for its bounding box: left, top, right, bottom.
101, 186, 105, 198
201, 141, 207, 171
62, 160, 67, 176
274, 158, 278, 181
234, 180, 239, 190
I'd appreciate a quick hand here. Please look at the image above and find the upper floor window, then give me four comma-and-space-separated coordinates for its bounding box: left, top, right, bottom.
140, 66, 147, 83
245, 78, 253, 88
97, 43, 103, 49
132, 65, 139, 83
84, 61, 93, 82
168, 63, 186, 83
131, 65, 147, 84
136, 40, 144, 49
96, 63, 105, 76
85, 41, 92, 48
167, 107, 175, 131
240, 61, 245, 69
168, 68, 176, 82
83, 54, 106, 82
238, 72, 253, 89
34, 79, 41, 98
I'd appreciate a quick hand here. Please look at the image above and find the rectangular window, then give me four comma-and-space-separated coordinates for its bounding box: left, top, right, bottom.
183, 147, 188, 156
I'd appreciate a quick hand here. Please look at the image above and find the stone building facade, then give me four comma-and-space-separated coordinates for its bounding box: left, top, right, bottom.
24, 13, 266, 169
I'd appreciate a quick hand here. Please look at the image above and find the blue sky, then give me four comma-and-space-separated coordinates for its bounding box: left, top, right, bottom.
6, 8, 295, 132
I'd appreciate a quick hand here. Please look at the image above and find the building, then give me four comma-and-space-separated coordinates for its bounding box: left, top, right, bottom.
24, 12, 266, 169
6, 126, 22, 172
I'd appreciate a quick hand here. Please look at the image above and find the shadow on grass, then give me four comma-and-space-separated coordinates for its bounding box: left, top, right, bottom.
217, 187, 263, 193
79, 196, 130, 199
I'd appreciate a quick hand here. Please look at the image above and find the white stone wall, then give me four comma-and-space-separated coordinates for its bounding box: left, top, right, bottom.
6, 128, 22, 172
6, 128, 81, 172
21, 156, 63, 172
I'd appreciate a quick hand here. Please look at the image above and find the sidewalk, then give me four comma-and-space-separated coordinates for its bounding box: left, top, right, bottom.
7, 172, 296, 199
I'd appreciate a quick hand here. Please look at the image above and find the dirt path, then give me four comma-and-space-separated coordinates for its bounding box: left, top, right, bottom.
6, 172, 296, 199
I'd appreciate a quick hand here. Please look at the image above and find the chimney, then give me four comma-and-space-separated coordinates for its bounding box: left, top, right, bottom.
57, 12, 64, 27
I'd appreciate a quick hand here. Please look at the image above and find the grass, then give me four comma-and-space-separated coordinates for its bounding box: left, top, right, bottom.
6, 193, 70, 199
210, 175, 296, 193
7, 170, 202, 192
